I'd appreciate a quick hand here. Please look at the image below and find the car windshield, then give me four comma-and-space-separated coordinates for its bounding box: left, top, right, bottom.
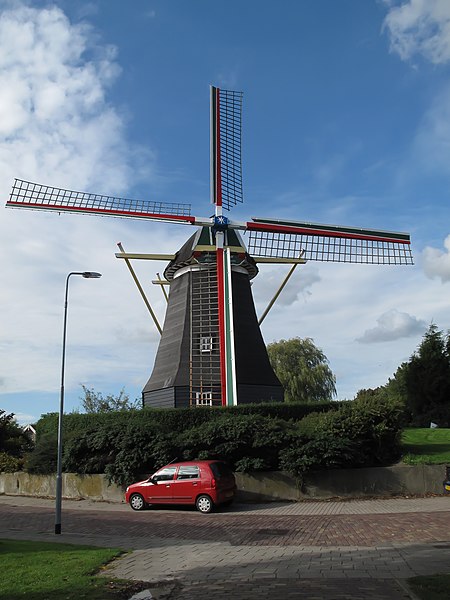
210, 462, 233, 478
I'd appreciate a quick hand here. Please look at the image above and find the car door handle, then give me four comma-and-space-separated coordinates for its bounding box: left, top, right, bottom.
165, 484, 170, 488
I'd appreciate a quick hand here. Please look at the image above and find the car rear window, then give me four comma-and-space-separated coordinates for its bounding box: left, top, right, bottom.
210, 462, 233, 478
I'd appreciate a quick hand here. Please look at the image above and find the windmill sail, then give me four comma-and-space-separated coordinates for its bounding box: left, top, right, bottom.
210, 86, 244, 210
7, 179, 194, 224
245, 217, 413, 265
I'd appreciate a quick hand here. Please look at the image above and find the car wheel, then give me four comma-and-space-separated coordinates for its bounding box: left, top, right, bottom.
129, 493, 146, 511
196, 494, 214, 514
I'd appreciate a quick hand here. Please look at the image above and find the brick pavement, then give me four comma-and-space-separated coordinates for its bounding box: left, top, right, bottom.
1, 495, 449, 599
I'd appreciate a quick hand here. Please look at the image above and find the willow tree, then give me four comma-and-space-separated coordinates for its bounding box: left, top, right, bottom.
267, 337, 336, 403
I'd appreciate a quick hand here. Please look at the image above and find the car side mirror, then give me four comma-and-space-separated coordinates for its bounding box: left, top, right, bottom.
149, 476, 158, 484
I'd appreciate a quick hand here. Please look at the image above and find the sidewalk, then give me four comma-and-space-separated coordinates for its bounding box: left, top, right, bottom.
1, 494, 449, 599
1, 491, 449, 514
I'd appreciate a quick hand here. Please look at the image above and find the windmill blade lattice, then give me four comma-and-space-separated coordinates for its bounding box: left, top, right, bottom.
7, 179, 193, 223
245, 218, 413, 265
211, 87, 243, 210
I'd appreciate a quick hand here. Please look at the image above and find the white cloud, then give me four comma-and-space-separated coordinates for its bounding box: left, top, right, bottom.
357, 308, 426, 343
0, 3, 153, 193
383, 0, 450, 64
382, 4, 450, 180
422, 234, 450, 282
408, 83, 450, 176
11, 412, 38, 427
0, 2, 166, 404
252, 263, 321, 308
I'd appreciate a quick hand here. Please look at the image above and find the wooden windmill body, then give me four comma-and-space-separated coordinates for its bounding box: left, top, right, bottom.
6, 86, 413, 407
142, 227, 284, 408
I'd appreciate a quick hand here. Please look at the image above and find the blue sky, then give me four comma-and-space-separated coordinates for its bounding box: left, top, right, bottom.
2, 0, 450, 425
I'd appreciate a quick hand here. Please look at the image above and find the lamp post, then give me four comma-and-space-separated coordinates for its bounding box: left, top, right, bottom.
55, 271, 102, 535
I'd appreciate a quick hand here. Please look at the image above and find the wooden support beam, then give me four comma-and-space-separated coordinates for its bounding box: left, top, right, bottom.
116, 242, 162, 336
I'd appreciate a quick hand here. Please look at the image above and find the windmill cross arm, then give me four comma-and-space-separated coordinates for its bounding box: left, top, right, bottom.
115, 252, 176, 261
6, 199, 198, 225
253, 257, 307, 264
247, 217, 411, 244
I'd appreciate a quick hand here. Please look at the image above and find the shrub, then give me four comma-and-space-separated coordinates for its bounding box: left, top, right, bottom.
25, 434, 57, 474
29, 392, 403, 486
279, 431, 357, 479
0, 410, 33, 457
0, 452, 22, 472
35, 401, 339, 441
179, 413, 295, 472
289, 389, 404, 474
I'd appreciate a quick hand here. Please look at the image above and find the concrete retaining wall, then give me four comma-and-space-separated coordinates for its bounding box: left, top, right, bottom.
0, 472, 124, 502
0, 464, 447, 503
235, 464, 448, 502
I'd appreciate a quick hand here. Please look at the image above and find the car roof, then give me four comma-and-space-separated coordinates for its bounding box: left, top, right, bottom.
160, 460, 222, 467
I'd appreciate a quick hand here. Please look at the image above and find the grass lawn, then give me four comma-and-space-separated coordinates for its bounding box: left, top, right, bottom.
409, 574, 450, 600
0, 539, 146, 600
401, 428, 450, 465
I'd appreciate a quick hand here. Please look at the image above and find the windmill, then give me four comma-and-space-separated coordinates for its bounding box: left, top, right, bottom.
6, 86, 413, 409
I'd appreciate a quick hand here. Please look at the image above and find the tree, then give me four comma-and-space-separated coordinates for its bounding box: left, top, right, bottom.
0, 409, 33, 458
385, 324, 450, 426
404, 325, 450, 425
267, 337, 336, 403
79, 386, 140, 413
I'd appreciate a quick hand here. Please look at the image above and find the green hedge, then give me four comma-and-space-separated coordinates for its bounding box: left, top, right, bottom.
35, 401, 338, 439
280, 390, 405, 479
29, 394, 403, 487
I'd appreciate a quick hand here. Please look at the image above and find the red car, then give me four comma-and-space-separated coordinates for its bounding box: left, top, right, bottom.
125, 460, 236, 513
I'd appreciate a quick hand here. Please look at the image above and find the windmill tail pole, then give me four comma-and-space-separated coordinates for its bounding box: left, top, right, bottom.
258, 262, 300, 326
117, 242, 162, 336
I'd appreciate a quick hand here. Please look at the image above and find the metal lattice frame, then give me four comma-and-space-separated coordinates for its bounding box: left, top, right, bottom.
246, 230, 413, 265
8, 179, 191, 218
218, 89, 244, 211
189, 266, 222, 406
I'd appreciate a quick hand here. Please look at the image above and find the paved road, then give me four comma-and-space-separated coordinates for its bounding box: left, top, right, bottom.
1, 494, 449, 599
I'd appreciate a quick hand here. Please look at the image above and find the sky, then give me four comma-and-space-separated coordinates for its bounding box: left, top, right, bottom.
2, 0, 450, 425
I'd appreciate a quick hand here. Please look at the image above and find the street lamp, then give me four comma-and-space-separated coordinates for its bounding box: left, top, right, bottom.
55, 271, 102, 535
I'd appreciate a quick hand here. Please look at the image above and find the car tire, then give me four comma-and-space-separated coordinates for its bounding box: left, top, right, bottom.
196, 494, 214, 514
129, 493, 146, 511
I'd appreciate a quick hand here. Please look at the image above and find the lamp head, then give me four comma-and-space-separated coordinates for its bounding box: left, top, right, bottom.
82, 272, 102, 279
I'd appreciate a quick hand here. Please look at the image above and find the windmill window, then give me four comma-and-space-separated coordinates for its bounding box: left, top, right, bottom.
200, 336, 213, 353
195, 392, 213, 406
